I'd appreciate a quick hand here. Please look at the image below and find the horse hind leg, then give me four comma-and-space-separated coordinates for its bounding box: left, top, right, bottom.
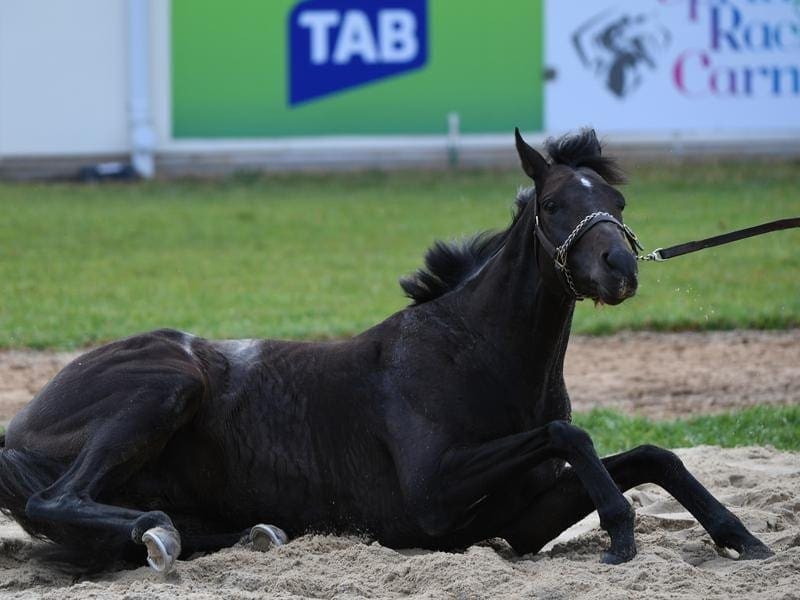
169, 521, 288, 556
144, 522, 289, 565
26, 469, 182, 573
176, 524, 287, 555
0, 443, 176, 572
21, 383, 202, 573
249, 524, 288, 550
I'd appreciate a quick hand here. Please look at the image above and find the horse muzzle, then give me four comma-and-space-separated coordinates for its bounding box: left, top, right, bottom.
535, 211, 642, 301
593, 247, 638, 305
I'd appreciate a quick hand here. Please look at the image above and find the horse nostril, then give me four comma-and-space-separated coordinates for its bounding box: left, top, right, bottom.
605, 248, 635, 275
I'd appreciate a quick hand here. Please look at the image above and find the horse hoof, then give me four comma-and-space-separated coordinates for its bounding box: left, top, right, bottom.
249, 524, 288, 551
738, 541, 774, 560
142, 527, 181, 573
601, 546, 637, 565
601, 551, 625, 565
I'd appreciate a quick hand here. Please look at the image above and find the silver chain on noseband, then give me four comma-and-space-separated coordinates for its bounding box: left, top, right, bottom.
554, 212, 609, 298
560, 266, 583, 299
547, 211, 642, 299
554, 212, 610, 269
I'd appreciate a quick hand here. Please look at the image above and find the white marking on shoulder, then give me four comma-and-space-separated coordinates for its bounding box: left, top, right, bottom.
219, 338, 262, 361
579, 176, 593, 189
181, 332, 196, 357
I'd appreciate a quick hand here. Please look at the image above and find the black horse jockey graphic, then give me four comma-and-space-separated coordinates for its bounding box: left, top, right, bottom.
572, 10, 671, 98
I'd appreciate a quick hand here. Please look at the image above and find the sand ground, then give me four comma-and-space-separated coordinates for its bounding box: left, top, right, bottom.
1, 330, 799, 598
1, 446, 798, 599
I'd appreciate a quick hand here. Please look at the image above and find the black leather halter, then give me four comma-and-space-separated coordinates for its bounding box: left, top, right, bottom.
533, 199, 642, 300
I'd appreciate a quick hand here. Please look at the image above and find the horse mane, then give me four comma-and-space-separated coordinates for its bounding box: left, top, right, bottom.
400, 129, 625, 305
400, 190, 533, 305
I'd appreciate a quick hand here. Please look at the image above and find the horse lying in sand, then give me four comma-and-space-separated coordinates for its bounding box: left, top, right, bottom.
0, 129, 772, 572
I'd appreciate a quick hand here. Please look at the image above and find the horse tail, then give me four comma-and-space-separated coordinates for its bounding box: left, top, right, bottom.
0, 446, 64, 540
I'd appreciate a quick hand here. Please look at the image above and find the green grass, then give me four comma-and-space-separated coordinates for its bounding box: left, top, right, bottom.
574, 405, 800, 456
0, 162, 798, 349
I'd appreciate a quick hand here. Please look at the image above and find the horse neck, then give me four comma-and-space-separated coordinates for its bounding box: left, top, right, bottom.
452, 205, 576, 402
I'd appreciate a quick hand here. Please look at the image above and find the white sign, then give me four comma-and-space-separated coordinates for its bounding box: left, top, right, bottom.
545, 0, 800, 133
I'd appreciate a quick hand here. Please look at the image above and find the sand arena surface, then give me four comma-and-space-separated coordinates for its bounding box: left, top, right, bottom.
1, 330, 799, 598
1, 446, 798, 599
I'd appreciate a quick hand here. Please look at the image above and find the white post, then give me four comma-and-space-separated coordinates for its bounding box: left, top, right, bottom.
447, 111, 460, 167
127, 0, 155, 178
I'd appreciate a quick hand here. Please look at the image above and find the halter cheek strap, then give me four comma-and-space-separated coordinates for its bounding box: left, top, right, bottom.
534, 205, 643, 300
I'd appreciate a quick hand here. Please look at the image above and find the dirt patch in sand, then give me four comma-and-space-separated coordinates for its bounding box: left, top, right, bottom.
564, 329, 800, 418
1, 329, 798, 423
1, 445, 798, 599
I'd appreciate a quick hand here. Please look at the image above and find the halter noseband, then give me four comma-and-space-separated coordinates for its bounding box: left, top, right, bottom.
533, 202, 643, 300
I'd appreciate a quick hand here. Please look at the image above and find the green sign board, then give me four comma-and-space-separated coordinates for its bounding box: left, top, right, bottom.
172, 0, 543, 137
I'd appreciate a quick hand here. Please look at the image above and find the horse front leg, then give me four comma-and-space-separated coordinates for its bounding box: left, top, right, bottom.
406, 420, 636, 563
498, 444, 773, 560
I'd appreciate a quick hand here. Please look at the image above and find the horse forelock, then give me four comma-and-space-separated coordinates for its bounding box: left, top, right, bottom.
544, 128, 627, 185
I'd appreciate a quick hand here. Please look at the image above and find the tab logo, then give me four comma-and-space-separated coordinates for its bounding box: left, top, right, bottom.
289, 0, 428, 105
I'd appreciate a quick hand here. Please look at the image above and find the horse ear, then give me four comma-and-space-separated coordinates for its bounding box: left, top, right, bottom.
514, 128, 549, 190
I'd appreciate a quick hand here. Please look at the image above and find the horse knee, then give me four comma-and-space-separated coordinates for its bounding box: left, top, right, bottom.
633, 444, 685, 481
546, 420, 594, 453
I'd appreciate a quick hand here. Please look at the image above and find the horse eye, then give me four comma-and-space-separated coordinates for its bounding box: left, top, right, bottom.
543, 200, 557, 213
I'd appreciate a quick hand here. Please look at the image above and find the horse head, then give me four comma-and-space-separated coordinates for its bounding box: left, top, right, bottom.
515, 128, 640, 305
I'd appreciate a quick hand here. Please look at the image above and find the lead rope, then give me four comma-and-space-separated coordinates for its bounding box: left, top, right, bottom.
537, 211, 799, 299
636, 217, 800, 263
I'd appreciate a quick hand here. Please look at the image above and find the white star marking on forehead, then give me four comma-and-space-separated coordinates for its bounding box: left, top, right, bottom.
579, 176, 593, 189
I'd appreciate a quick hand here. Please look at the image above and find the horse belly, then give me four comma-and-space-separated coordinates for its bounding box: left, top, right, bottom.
152, 408, 409, 540
235, 439, 409, 538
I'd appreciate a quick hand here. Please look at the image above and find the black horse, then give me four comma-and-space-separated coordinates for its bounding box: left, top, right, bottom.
0, 129, 772, 573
